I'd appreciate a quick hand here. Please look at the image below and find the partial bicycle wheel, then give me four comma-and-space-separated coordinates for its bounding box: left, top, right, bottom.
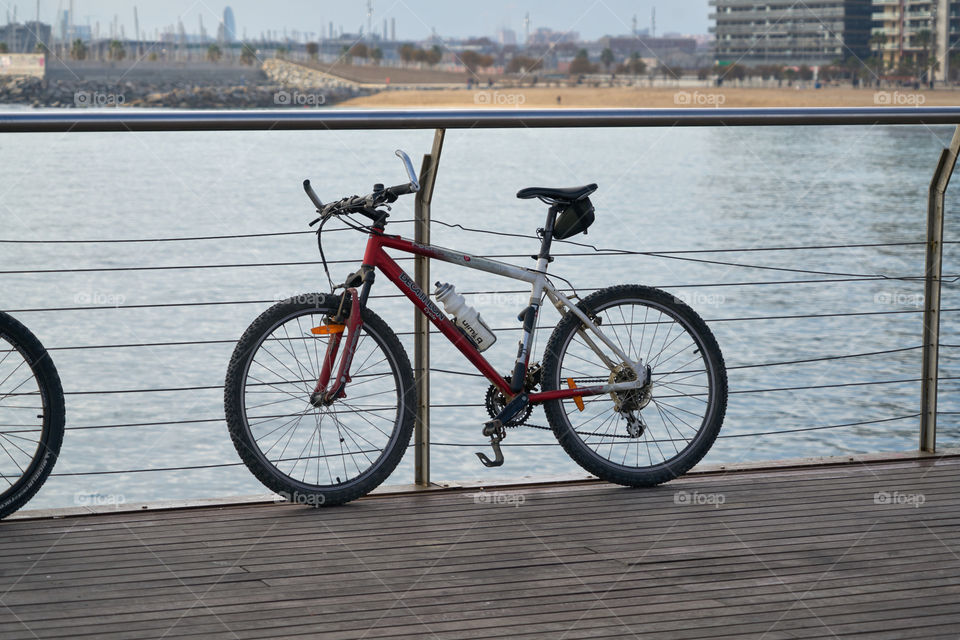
542, 285, 727, 486
224, 293, 415, 507
0, 311, 64, 519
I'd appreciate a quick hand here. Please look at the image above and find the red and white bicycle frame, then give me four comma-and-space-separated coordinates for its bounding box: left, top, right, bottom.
314, 231, 646, 405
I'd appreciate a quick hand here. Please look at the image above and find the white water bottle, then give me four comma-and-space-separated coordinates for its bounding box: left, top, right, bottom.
434, 282, 497, 352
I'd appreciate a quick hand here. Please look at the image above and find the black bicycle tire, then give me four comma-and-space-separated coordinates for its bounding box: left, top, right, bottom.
542, 285, 727, 487
224, 294, 415, 507
0, 311, 65, 519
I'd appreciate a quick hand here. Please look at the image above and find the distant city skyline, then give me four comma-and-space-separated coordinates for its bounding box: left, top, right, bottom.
3, 1, 711, 42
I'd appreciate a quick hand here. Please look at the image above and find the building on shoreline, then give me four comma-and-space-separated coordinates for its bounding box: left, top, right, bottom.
870, 0, 952, 81
710, 0, 872, 66
221, 7, 237, 44
2, 21, 51, 54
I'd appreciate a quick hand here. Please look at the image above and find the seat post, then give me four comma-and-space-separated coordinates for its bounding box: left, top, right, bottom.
538, 204, 559, 265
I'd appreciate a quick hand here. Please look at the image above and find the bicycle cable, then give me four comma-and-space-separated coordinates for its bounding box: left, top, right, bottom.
315, 214, 336, 293
315, 211, 379, 293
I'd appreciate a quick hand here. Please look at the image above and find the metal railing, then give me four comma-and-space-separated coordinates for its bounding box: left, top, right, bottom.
1, 107, 958, 492
4, 107, 960, 131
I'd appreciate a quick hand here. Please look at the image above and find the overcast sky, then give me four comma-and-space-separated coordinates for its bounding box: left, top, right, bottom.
8, 1, 711, 40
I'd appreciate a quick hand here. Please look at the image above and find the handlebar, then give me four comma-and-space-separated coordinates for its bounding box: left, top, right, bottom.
303, 149, 421, 227
303, 180, 324, 210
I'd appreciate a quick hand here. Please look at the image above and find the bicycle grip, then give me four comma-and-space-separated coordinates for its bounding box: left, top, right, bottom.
386, 183, 415, 198
303, 180, 324, 210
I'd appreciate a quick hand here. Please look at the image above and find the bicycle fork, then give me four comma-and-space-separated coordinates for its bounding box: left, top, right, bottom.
310, 288, 363, 407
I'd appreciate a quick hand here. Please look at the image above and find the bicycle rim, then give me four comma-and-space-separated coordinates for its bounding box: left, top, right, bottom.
554, 296, 722, 472
0, 333, 50, 507
238, 308, 405, 490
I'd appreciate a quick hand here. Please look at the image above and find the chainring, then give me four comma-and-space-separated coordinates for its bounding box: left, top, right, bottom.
484, 364, 541, 428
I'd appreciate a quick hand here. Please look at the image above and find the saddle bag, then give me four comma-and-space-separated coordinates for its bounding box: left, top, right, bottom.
553, 198, 595, 239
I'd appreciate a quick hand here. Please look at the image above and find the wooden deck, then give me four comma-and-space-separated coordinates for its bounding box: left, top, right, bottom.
1, 457, 958, 639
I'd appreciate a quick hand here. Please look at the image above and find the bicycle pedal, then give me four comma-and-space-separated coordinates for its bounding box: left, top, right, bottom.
482, 419, 503, 437
476, 430, 505, 468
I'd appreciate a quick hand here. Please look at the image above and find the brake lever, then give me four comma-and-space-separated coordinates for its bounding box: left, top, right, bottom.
394, 150, 420, 192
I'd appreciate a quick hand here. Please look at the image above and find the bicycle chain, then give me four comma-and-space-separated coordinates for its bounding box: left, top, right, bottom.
488, 372, 637, 439
518, 421, 636, 439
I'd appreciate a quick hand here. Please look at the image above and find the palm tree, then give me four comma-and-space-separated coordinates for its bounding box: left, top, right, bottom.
306, 42, 319, 60
951, 51, 960, 83
240, 43, 257, 65
600, 48, 614, 72
0, 42, 8, 54
626, 51, 646, 75
868, 32, 886, 85
108, 40, 126, 61
915, 29, 932, 84
207, 44, 222, 63
70, 39, 87, 61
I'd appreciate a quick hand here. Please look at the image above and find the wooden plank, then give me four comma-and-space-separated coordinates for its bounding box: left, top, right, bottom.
0, 459, 956, 639
6, 457, 956, 538
2, 472, 956, 563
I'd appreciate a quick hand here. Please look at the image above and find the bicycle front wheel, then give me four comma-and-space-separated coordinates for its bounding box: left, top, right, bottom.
0, 311, 64, 519
542, 285, 727, 487
224, 294, 415, 507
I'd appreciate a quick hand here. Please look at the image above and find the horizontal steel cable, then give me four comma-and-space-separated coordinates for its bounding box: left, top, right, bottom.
0, 230, 947, 281
4, 256, 953, 281
62, 375, 954, 398
0, 222, 416, 244
426, 220, 940, 279
432, 412, 924, 446
0, 224, 927, 252
51, 414, 923, 474
4, 274, 938, 316
6, 225, 953, 477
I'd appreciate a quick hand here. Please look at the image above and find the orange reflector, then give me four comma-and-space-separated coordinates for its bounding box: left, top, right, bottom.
311, 325, 345, 335
566, 378, 585, 412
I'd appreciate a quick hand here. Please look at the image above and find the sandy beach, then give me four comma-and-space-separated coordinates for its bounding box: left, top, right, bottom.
339, 85, 960, 109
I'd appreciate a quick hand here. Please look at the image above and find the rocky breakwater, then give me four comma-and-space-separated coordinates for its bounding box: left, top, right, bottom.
261, 59, 364, 89
260, 59, 368, 107
0, 60, 368, 108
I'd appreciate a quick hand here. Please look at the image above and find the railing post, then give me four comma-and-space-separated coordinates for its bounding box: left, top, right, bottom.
920, 125, 960, 452
413, 128, 445, 485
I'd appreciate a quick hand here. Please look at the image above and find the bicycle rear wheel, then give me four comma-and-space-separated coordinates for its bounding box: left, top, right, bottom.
224, 294, 415, 507
542, 285, 727, 487
0, 311, 64, 519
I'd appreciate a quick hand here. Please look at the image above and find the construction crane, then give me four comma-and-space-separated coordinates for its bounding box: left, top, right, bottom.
366, 0, 373, 41
134, 6, 142, 56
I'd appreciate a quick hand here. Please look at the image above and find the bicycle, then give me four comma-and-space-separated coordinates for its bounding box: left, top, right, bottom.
225, 150, 727, 506
0, 311, 64, 519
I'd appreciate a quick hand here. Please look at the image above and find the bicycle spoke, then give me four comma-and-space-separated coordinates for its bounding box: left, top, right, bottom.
554, 295, 720, 472
237, 305, 405, 492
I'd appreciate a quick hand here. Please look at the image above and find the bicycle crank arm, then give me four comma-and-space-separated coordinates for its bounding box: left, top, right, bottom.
487, 393, 529, 434
477, 395, 521, 468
